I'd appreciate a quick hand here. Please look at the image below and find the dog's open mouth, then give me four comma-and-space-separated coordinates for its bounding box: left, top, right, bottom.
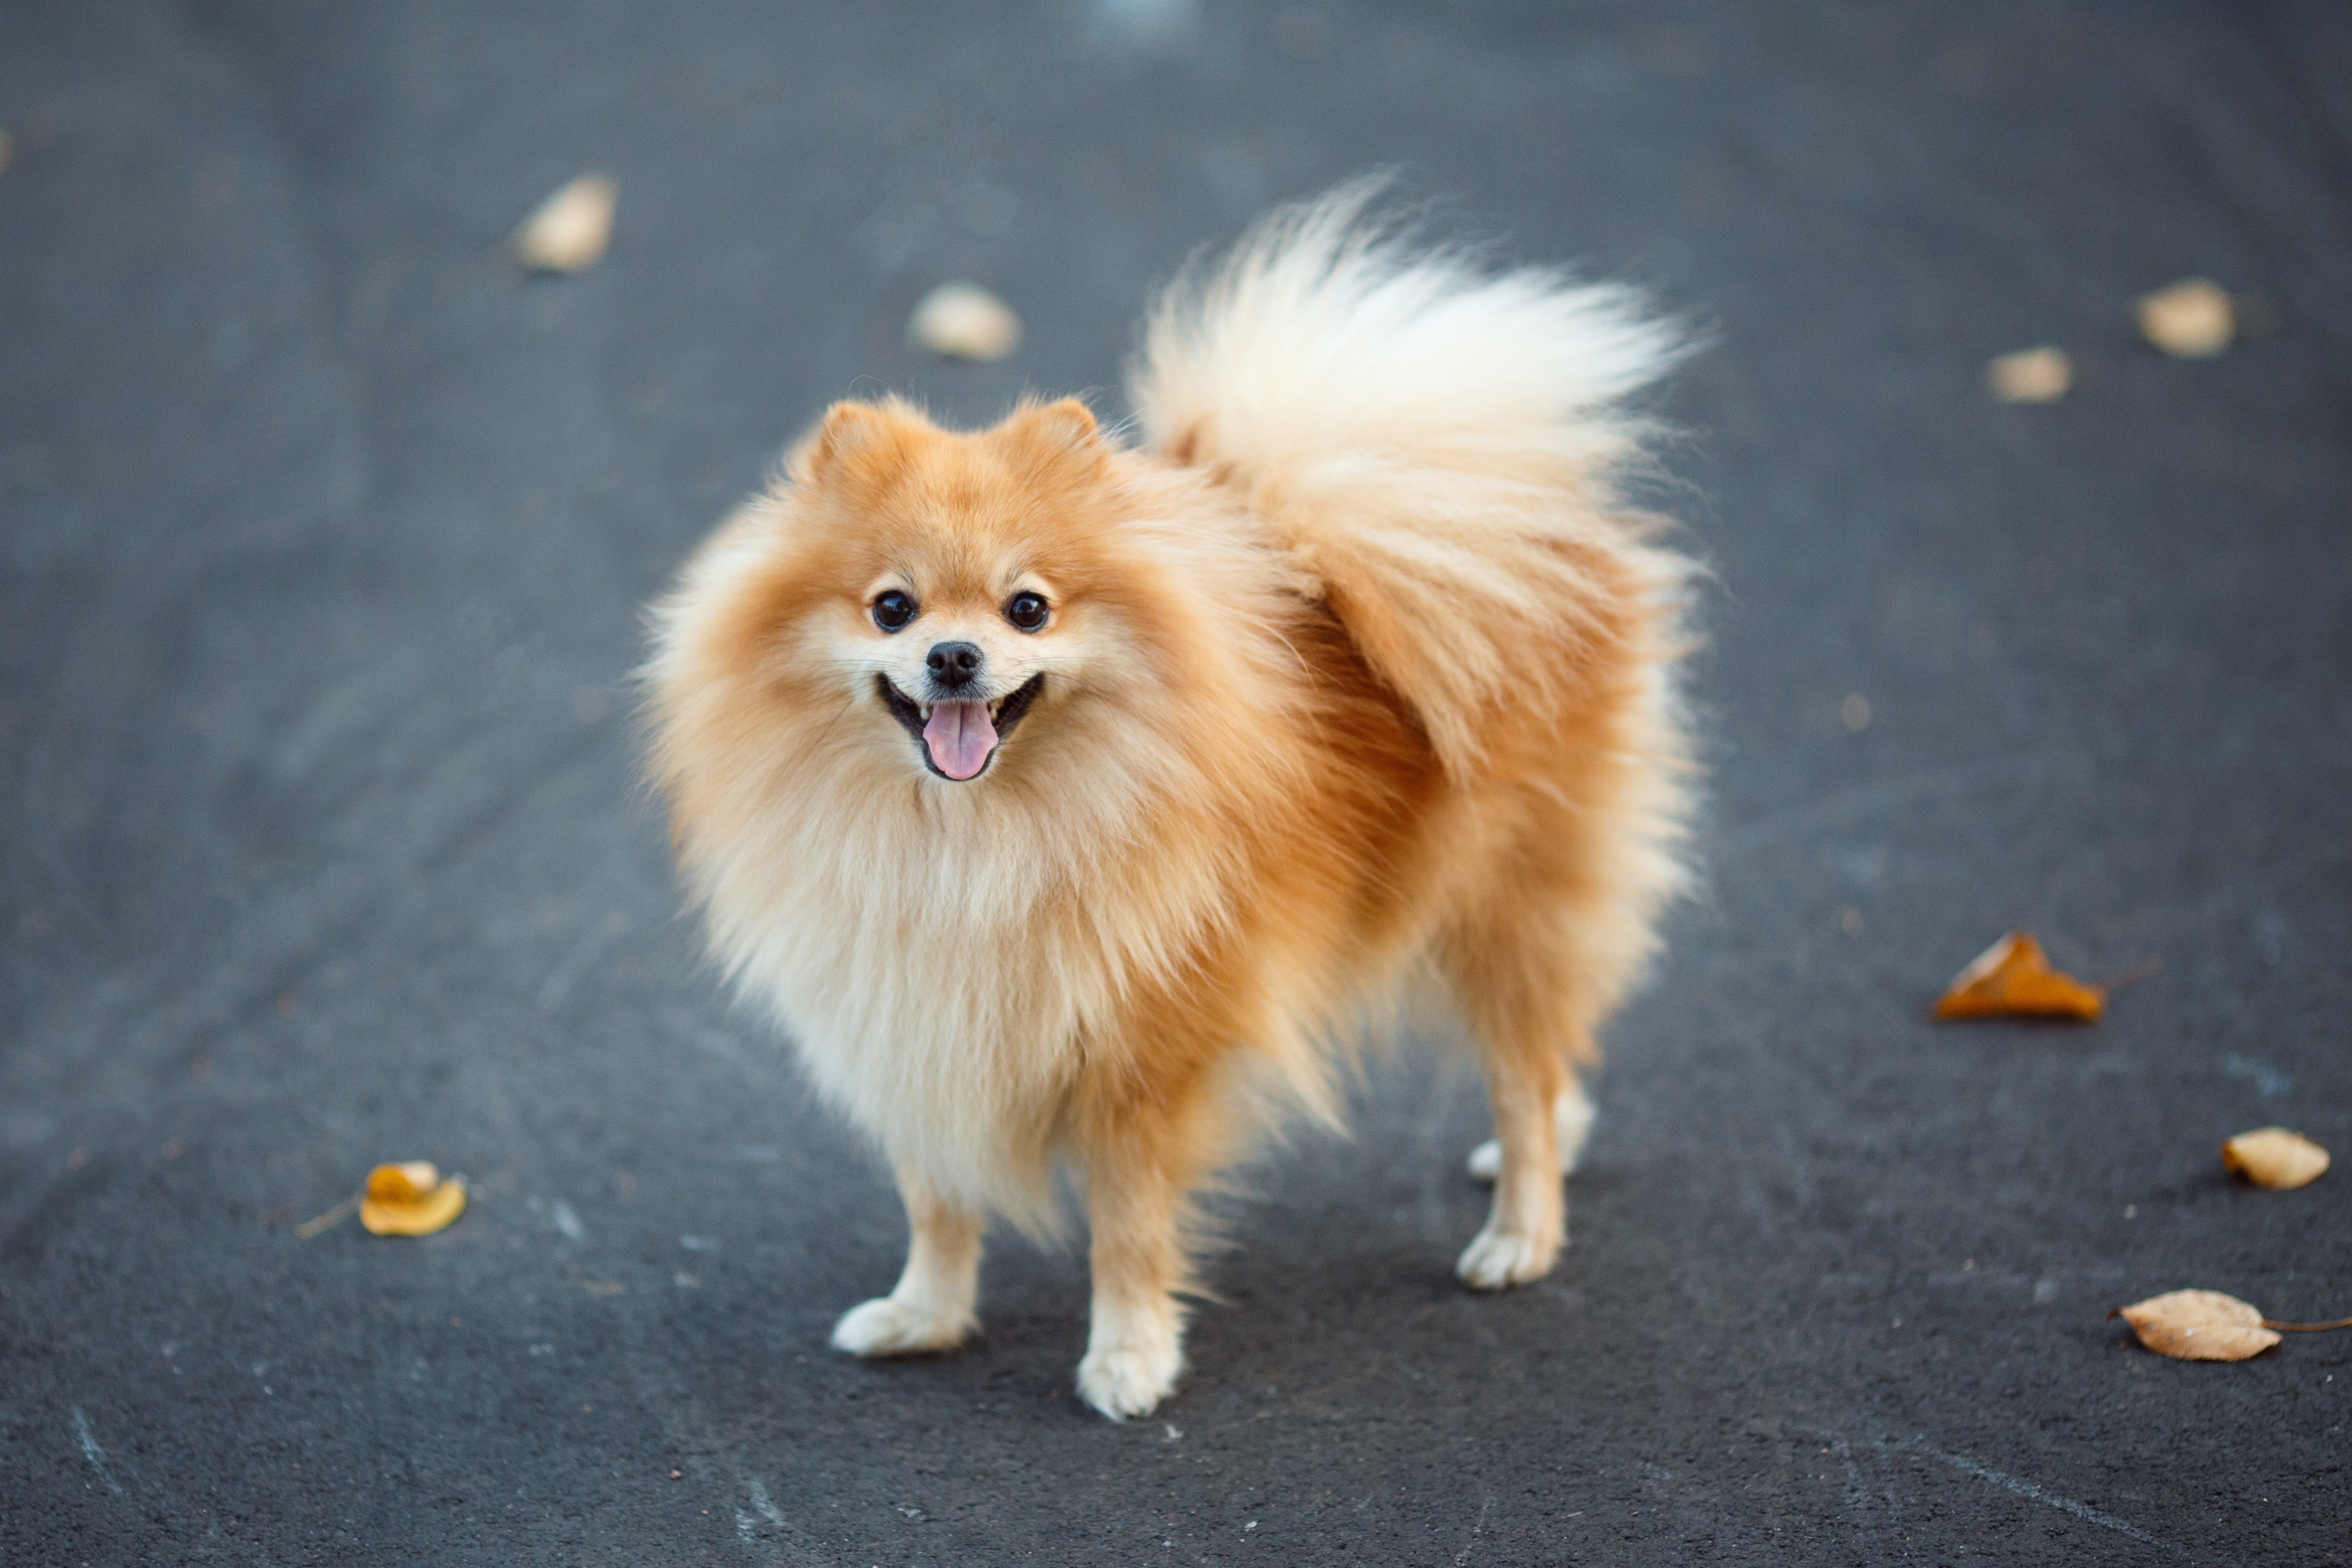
878, 673, 1044, 781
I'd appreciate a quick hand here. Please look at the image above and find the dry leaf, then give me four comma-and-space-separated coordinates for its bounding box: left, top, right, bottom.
1986, 346, 2071, 404
512, 174, 618, 273
2112, 1290, 2352, 1361
359, 1160, 467, 1236
2113, 1290, 2279, 1361
1932, 932, 2104, 1022
2137, 278, 2234, 359
2221, 1127, 2330, 1190
908, 283, 1022, 361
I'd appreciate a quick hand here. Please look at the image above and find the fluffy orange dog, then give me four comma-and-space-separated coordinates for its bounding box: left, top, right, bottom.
645, 185, 1699, 1420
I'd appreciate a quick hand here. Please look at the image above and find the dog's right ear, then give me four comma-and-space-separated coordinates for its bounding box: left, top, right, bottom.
797, 401, 893, 483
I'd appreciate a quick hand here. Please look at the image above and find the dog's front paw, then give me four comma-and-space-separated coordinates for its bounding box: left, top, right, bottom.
1467, 1086, 1597, 1183
1455, 1223, 1562, 1291
830, 1295, 973, 1357
1076, 1341, 1182, 1421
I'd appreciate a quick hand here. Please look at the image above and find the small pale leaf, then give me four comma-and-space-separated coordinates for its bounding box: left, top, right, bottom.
2114, 1289, 2279, 1361
513, 174, 618, 273
907, 283, 1022, 361
2137, 278, 2234, 359
2221, 1128, 2330, 1191
1986, 346, 2071, 404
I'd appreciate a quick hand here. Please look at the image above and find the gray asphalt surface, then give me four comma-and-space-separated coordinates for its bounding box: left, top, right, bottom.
4, 2, 2349, 1563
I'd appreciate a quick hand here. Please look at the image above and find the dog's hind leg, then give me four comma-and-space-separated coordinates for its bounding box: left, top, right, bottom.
1439, 915, 1602, 1290
830, 1167, 985, 1357
1453, 1035, 1573, 1290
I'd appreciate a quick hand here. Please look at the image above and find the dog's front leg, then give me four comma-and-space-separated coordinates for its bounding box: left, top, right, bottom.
1456, 1049, 1568, 1290
830, 1166, 984, 1357
1074, 1124, 1194, 1421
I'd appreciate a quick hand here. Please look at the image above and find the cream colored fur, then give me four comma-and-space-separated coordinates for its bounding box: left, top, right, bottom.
1130, 180, 1689, 774
644, 181, 1700, 1420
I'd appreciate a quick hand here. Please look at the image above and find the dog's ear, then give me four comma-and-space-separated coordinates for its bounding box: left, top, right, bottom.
1017, 397, 1099, 448
1001, 397, 1105, 475
798, 401, 897, 483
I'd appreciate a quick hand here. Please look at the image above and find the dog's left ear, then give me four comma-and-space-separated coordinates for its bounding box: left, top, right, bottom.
1002, 398, 1105, 475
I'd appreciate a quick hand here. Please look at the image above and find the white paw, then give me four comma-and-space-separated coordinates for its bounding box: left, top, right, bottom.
1455, 1224, 1562, 1291
829, 1295, 972, 1357
1076, 1341, 1183, 1421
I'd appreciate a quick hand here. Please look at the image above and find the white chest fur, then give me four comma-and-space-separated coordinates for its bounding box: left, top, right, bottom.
697, 774, 1179, 1227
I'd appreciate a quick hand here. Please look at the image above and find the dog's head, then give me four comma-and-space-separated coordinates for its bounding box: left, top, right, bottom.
777, 395, 1136, 784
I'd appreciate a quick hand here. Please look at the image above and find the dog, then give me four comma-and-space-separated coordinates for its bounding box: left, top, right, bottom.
643, 182, 1699, 1420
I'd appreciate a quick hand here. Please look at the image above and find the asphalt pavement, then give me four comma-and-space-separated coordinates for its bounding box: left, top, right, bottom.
3, 2, 2349, 1563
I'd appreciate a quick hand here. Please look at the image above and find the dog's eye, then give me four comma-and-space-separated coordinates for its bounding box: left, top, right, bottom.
871, 590, 918, 633
1005, 592, 1049, 633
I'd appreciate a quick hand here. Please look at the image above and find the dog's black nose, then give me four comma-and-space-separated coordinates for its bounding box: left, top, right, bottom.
925, 640, 983, 690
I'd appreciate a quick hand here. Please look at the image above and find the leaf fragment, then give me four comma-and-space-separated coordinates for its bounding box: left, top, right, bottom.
294, 1193, 359, 1240
907, 283, 1022, 361
2221, 1127, 2330, 1190
1986, 346, 2071, 404
2112, 1290, 2279, 1361
2136, 278, 2234, 359
512, 174, 618, 273
1932, 932, 2104, 1022
359, 1160, 467, 1236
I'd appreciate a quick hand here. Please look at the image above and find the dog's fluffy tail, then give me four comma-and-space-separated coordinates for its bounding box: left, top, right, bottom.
1127, 179, 1693, 773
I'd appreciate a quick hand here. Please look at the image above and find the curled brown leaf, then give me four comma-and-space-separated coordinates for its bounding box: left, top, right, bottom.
1932, 932, 2104, 1022
359, 1160, 467, 1236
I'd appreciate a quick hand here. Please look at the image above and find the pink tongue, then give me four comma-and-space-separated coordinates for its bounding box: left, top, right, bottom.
922, 700, 998, 779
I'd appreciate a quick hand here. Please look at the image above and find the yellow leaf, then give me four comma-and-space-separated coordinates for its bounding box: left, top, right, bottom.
907, 283, 1022, 361
1932, 932, 2104, 1022
359, 1161, 467, 1236
2113, 1290, 2279, 1361
2136, 278, 2233, 359
513, 174, 618, 273
2221, 1128, 2330, 1191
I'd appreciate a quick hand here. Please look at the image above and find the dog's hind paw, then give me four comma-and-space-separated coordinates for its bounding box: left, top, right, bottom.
830, 1295, 973, 1357
1076, 1342, 1182, 1421
1465, 1138, 1504, 1182
1455, 1224, 1561, 1291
